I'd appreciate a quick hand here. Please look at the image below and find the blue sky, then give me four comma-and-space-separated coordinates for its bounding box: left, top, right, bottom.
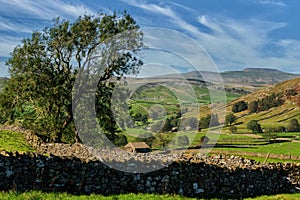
0, 0, 300, 77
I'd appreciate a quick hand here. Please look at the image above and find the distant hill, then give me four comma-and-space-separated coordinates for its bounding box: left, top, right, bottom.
183, 68, 300, 88
222, 68, 300, 85
128, 68, 300, 94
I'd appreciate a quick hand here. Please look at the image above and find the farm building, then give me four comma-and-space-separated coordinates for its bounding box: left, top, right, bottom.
124, 142, 151, 153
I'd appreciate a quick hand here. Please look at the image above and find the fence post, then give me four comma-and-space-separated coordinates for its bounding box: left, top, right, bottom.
263, 152, 271, 164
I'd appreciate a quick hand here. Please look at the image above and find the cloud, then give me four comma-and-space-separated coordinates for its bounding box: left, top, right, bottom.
124, 0, 202, 36
123, 0, 300, 73
0, 0, 96, 19
0, 0, 98, 62
0, 36, 21, 57
259, 0, 286, 7
0, 17, 36, 33
195, 15, 288, 66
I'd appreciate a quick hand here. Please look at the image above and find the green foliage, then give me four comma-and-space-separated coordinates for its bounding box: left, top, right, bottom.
248, 100, 259, 114
161, 118, 174, 133
179, 117, 198, 131
152, 132, 174, 148
0, 11, 144, 144
149, 115, 181, 133
229, 125, 238, 134
135, 133, 156, 148
199, 135, 209, 145
177, 135, 190, 147
247, 120, 263, 133
0, 131, 35, 152
262, 132, 277, 142
287, 119, 300, 132
232, 100, 248, 113
150, 121, 164, 133
225, 113, 236, 126
265, 126, 286, 133
198, 114, 219, 130
248, 93, 284, 113
113, 134, 128, 147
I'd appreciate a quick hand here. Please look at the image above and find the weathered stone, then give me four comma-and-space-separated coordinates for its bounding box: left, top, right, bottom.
0, 125, 299, 198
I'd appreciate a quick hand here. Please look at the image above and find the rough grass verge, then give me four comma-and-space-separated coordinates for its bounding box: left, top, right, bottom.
0, 191, 195, 200
0, 191, 299, 200
0, 130, 35, 153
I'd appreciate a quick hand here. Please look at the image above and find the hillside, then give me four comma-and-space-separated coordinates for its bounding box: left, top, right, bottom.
140, 68, 300, 92
226, 77, 300, 128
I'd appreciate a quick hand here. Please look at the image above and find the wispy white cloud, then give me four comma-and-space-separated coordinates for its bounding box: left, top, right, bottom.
124, 0, 201, 36
123, 0, 300, 73
259, 0, 286, 7
0, 0, 96, 19
0, 17, 34, 33
195, 15, 288, 66
0, 0, 97, 63
0, 36, 21, 57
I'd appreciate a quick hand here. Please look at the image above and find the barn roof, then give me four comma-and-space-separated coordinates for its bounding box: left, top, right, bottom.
124, 142, 150, 149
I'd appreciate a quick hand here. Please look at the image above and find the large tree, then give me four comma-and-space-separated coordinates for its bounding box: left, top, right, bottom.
0, 11, 144, 144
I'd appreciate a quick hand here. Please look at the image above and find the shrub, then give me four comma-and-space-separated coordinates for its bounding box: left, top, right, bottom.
199, 136, 209, 145
287, 119, 300, 132
136, 133, 156, 148
179, 117, 198, 131
262, 132, 277, 142
232, 101, 248, 113
177, 135, 190, 147
229, 126, 238, 134
247, 120, 263, 133
198, 114, 219, 130
225, 113, 236, 126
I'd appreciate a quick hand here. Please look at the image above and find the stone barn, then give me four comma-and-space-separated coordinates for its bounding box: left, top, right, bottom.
124, 142, 151, 153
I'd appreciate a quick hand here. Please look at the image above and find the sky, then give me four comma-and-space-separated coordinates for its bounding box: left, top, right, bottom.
0, 0, 300, 77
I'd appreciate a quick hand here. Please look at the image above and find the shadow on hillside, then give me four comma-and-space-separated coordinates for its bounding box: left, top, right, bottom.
189, 139, 292, 149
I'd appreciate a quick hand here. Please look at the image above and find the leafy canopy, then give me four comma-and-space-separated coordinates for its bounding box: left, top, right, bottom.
0, 11, 144, 144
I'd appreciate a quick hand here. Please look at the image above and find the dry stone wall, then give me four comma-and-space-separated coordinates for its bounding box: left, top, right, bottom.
0, 151, 299, 199
0, 126, 299, 198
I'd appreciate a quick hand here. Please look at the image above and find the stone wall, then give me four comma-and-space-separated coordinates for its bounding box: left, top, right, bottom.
0, 126, 299, 198
0, 151, 299, 199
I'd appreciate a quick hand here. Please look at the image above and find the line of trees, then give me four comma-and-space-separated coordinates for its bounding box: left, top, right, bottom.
248, 93, 284, 113
247, 119, 300, 133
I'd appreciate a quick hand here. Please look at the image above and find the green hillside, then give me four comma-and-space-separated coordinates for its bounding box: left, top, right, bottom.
227, 77, 300, 128
129, 83, 241, 120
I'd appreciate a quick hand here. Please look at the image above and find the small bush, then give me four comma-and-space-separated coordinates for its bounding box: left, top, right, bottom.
177, 135, 190, 147
229, 126, 238, 134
